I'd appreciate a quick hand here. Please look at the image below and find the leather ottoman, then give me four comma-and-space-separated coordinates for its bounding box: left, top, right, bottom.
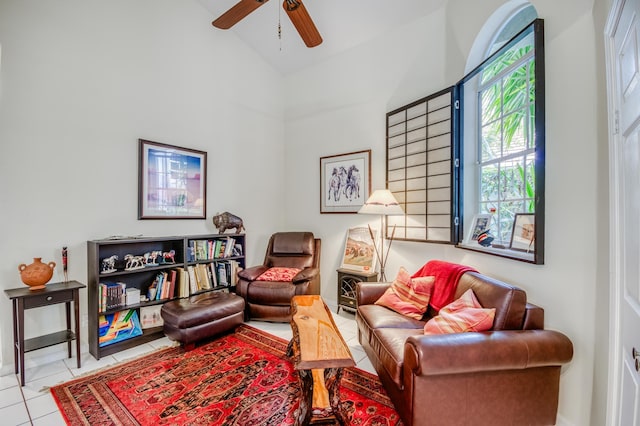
160, 291, 245, 349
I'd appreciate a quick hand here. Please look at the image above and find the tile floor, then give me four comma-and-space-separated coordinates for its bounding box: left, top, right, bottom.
0, 308, 372, 425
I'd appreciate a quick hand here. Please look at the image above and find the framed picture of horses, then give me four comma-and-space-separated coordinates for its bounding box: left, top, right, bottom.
320, 150, 371, 213
138, 139, 207, 219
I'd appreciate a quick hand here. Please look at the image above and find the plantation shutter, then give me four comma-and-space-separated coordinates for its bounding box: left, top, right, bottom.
386, 87, 457, 243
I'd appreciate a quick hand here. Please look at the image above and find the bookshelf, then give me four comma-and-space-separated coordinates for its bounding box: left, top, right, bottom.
87, 233, 245, 359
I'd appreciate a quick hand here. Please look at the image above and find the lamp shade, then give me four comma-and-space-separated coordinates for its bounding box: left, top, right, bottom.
358, 190, 404, 216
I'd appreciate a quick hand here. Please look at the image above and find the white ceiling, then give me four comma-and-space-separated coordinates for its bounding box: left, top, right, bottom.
197, 0, 446, 75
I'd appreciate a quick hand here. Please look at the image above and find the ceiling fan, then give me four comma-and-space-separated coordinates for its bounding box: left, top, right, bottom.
212, 0, 323, 48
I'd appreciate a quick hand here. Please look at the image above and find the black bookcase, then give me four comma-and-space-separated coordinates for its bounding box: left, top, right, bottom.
87, 233, 245, 359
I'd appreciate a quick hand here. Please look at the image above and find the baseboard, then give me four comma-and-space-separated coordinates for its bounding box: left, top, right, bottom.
0, 342, 90, 377
556, 413, 573, 426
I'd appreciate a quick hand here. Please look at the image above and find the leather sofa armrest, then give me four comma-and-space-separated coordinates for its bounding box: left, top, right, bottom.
356, 282, 391, 306
292, 267, 319, 284
237, 265, 269, 281
404, 330, 573, 376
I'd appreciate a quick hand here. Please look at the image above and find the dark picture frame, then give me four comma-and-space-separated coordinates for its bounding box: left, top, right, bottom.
320, 150, 371, 213
510, 213, 535, 253
138, 139, 207, 219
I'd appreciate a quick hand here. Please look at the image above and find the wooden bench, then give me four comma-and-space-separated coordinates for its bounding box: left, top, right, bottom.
288, 295, 355, 425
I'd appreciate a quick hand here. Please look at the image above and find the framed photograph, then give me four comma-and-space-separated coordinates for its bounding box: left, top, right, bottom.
320, 150, 371, 213
510, 213, 535, 252
138, 139, 207, 219
465, 214, 492, 244
341, 227, 378, 273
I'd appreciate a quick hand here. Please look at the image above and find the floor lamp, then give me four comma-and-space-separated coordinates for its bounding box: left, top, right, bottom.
358, 189, 404, 281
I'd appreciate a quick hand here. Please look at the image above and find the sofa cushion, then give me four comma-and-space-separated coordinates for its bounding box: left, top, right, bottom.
424, 289, 495, 334
375, 267, 435, 319
455, 272, 527, 330
373, 328, 423, 389
255, 267, 301, 282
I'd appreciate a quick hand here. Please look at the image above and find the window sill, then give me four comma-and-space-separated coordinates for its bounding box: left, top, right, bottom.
456, 242, 537, 264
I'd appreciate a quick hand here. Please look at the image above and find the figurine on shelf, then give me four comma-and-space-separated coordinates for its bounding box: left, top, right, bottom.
124, 254, 145, 270
162, 250, 176, 263
212, 211, 245, 234
143, 251, 161, 266
101, 255, 118, 273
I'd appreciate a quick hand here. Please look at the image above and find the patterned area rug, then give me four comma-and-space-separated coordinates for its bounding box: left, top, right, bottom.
51, 324, 402, 425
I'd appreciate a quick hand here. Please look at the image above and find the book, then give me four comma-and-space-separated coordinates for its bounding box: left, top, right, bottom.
196, 263, 212, 289
209, 262, 218, 287
187, 266, 198, 294
213, 240, 223, 258
224, 237, 236, 257
217, 262, 228, 286
175, 267, 189, 297
154, 273, 164, 301
195, 240, 207, 260
167, 269, 177, 299
160, 272, 169, 299
101, 282, 126, 311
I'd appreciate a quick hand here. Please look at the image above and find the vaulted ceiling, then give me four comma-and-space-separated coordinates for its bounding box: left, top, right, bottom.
197, 0, 446, 75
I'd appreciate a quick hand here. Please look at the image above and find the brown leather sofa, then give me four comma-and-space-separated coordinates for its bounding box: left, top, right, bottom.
236, 232, 320, 322
356, 271, 573, 426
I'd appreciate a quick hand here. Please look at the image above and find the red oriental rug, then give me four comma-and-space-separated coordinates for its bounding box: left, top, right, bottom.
51, 324, 402, 425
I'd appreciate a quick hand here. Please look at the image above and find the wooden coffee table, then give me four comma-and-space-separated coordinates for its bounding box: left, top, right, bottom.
288, 295, 356, 425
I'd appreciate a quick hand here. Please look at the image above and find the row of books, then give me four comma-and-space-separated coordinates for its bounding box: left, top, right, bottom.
188, 237, 242, 261
98, 282, 127, 312
98, 260, 243, 313
184, 260, 242, 292
148, 270, 178, 301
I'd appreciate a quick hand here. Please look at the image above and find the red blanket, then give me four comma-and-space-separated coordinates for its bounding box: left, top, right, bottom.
412, 260, 477, 312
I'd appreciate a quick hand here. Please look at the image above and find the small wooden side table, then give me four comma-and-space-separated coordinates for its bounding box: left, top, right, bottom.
336, 268, 379, 313
4, 280, 85, 386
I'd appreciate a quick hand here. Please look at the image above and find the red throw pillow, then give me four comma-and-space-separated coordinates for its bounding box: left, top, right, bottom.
375, 267, 435, 320
423, 288, 495, 334
256, 267, 301, 282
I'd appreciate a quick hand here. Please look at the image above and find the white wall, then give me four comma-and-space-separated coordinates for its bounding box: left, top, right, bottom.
0, 0, 286, 370
0, 0, 609, 424
283, 1, 604, 425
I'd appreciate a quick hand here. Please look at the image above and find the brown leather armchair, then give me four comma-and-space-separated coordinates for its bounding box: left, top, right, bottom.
236, 232, 321, 322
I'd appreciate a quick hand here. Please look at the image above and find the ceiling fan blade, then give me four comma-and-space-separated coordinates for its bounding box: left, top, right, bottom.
283, 0, 322, 48
213, 0, 269, 30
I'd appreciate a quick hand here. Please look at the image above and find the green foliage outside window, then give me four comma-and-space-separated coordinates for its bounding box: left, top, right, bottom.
478, 36, 536, 243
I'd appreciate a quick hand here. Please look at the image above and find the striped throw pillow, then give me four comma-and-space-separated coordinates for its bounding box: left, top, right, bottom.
423, 288, 495, 334
375, 267, 435, 320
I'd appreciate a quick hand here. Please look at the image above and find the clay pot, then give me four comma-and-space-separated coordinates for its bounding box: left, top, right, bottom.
18, 258, 56, 290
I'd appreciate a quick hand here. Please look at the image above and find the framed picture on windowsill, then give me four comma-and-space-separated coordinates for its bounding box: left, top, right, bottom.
510, 213, 535, 253
138, 139, 207, 219
464, 214, 492, 245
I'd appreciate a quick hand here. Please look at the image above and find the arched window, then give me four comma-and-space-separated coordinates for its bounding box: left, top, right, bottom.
385, 3, 544, 263
458, 4, 544, 263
